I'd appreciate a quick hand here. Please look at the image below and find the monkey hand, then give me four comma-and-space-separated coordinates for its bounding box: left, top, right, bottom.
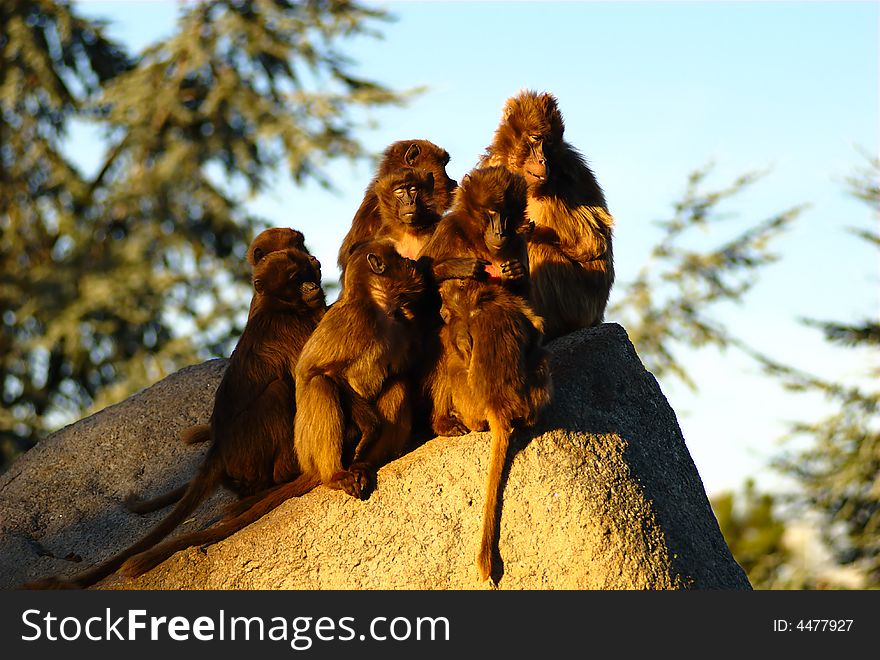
500, 259, 526, 281
434, 257, 490, 282
529, 224, 561, 246
517, 219, 536, 235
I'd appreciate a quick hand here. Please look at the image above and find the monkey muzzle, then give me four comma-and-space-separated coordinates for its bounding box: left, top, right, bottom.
524, 161, 548, 183
300, 281, 323, 303
399, 205, 418, 224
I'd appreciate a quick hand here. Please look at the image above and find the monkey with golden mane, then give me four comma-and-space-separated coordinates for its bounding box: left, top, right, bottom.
480, 90, 614, 339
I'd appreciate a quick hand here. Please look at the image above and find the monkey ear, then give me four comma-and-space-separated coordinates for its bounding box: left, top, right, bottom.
404, 144, 421, 166
366, 253, 386, 274
251, 247, 264, 264
253, 278, 264, 293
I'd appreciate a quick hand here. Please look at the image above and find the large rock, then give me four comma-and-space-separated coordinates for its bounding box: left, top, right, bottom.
0, 324, 750, 590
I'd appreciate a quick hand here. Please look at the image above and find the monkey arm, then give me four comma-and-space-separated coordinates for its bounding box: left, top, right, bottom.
427, 256, 490, 283
529, 208, 612, 267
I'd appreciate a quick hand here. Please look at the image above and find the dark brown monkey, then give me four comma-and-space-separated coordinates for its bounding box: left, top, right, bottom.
338, 140, 458, 275
480, 90, 614, 339
25, 247, 326, 588
419, 166, 552, 581
246, 227, 320, 319
125, 227, 323, 515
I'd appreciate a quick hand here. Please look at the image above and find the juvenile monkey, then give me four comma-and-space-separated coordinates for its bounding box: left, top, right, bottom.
480, 90, 614, 339
338, 140, 458, 275
420, 166, 552, 581
26, 246, 326, 588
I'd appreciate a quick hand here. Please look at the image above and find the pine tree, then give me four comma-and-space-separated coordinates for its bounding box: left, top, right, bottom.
756, 158, 880, 586
1, 0, 131, 465
609, 165, 805, 388
0, 0, 408, 469
711, 480, 811, 589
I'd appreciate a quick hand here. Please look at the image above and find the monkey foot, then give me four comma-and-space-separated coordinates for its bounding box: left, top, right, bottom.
329, 463, 374, 500
432, 415, 471, 437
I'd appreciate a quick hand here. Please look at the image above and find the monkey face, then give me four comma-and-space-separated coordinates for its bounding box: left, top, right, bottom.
495, 91, 565, 191
457, 167, 529, 256
377, 168, 437, 227
521, 133, 550, 186
354, 241, 426, 319
384, 140, 458, 214
253, 249, 325, 310
483, 209, 515, 253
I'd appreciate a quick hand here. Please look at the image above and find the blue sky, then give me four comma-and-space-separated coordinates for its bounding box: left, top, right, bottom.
71, 1, 879, 497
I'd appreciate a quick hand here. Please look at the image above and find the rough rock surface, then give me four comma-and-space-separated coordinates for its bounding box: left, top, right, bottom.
0, 324, 750, 590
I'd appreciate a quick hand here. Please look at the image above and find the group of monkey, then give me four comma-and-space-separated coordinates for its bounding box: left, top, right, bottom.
28, 89, 614, 588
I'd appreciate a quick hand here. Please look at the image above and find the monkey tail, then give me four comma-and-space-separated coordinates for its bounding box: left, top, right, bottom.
181, 424, 211, 444
124, 424, 212, 513
26, 458, 223, 589
477, 410, 512, 582
120, 472, 322, 579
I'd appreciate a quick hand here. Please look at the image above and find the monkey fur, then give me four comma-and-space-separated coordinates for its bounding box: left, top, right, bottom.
293, 239, 428, 500
419, 166, 552, 581
25, 245, 326, 588
480, 90, 614, 339
126, 227, 324, 516
338, 140, 458, 276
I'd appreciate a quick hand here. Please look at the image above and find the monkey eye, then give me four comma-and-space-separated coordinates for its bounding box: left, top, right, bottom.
409, 186, 418, 195
529, 134, 542, 142
394, 188, 405, 198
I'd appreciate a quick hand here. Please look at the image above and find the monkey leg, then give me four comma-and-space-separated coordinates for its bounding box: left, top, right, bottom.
477, 410, 512, 583
430, 340, 470, 437
430, 368, 470, 437
329, 378, 411, 500
294, 373, 345, 483
344, 385, 382, 462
